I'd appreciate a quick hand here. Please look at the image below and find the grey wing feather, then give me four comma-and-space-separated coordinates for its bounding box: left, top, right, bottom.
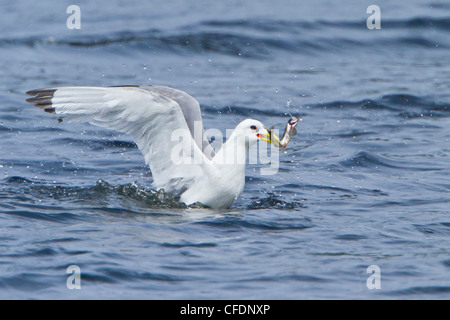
139, 85, 215, 159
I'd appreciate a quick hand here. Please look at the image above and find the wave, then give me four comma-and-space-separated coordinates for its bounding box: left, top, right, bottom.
246, 192, 306, 210
4, 176, 34, 184
340, 151, 406, 169
388, 286, 450, 297
315, 16, 450, 31
1, 210, 81, 224
193, 214, 313, 231
203, 94, 449, 120
1, 177, 183, 209
1, 178, 305, 211
314, 94, 449, 118
202, 17, 450, 31
340, 151, 442, 171
414, 222, 450, 236
1, 16, 448, 57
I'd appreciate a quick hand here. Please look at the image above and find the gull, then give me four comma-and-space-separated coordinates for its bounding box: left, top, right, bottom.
26, 85, 282, 209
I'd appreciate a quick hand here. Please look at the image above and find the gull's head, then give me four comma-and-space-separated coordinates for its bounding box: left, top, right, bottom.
235, 119, 281, 147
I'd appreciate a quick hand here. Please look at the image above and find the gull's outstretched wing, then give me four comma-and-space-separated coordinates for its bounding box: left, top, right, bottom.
139, 85, 215, 159
26, 86, 209, 192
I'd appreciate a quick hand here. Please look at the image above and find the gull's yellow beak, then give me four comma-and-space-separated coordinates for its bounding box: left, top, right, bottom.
258, 127, 281, 147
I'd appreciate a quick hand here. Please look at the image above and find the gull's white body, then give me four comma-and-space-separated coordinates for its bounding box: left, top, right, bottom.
26, 85, 273, 209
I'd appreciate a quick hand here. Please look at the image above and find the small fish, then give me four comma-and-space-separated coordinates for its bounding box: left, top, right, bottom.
279, 116, 299, 148
266, 116, 299, 149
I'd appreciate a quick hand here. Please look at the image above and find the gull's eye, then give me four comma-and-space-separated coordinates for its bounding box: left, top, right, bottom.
250, 125, 257, 130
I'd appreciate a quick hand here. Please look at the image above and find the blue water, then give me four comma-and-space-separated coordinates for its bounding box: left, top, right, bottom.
0, 0, 449, 299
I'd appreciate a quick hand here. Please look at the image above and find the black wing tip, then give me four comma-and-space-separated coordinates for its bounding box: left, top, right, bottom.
25, 96, 53, 104
25, 88, 57, 110
108, 85, 139, 88
44, 107, 56, 114
26, 88, 56, 95
25, 88, 58, 117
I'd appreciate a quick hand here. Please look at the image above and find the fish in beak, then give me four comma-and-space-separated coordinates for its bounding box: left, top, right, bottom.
258, 127, 281, 147
258, 116, 299, 149
279, 116, 299, 148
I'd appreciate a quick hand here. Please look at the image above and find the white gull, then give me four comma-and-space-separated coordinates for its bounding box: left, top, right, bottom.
26, 85, 282, 209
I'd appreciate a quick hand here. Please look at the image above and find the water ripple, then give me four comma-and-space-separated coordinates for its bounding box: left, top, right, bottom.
1, 17, 448, 57
340, 151, 441, 171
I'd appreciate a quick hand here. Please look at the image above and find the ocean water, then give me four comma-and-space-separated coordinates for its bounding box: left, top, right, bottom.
0, 0, 449, 299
